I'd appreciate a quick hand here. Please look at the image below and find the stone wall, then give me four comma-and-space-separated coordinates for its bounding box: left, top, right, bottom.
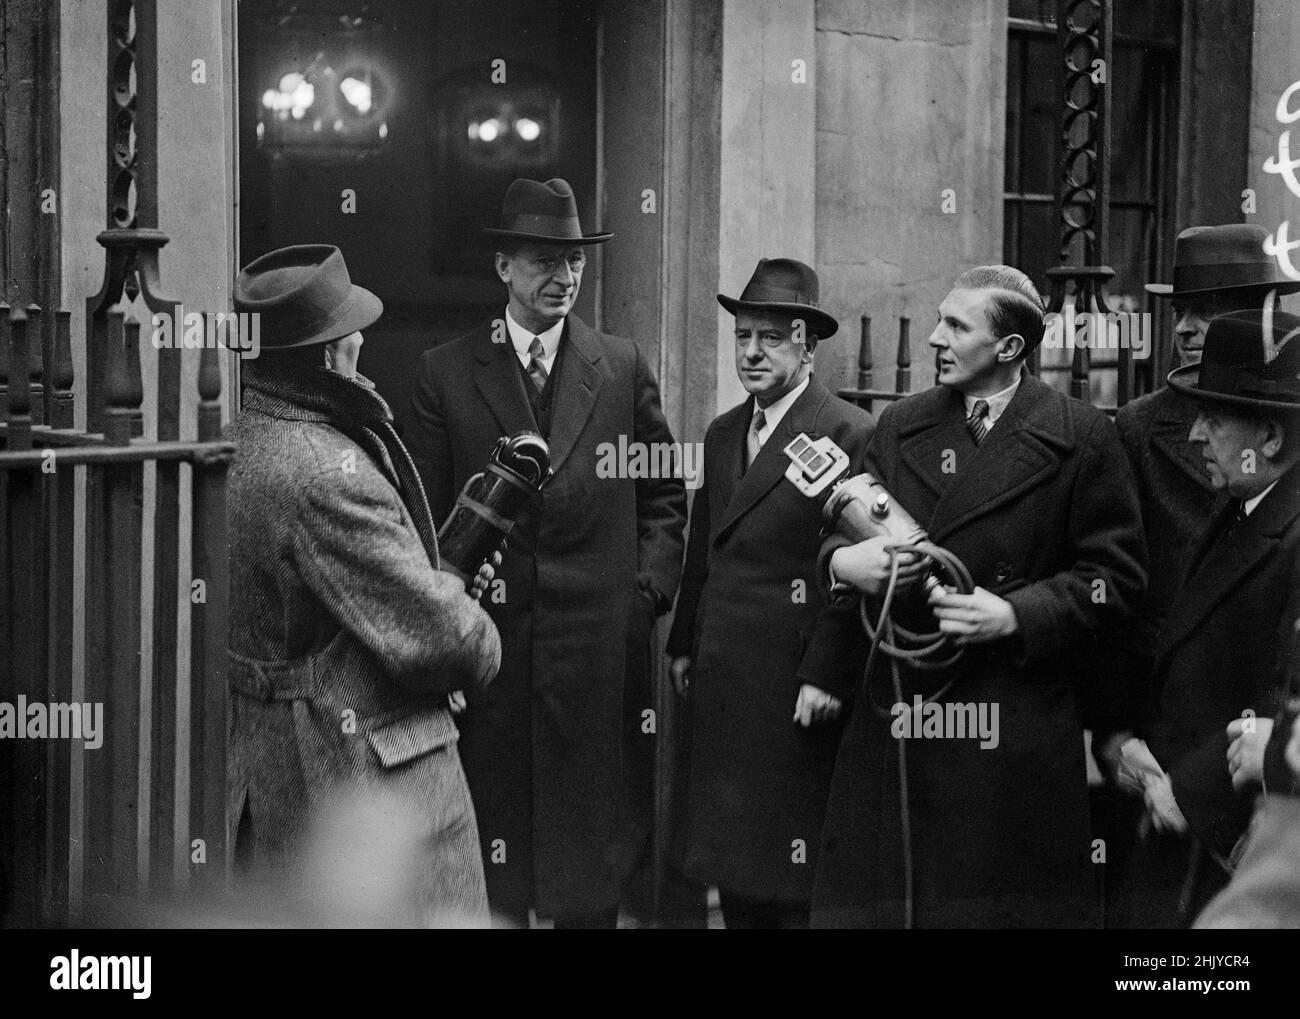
814, 0, 1007, 396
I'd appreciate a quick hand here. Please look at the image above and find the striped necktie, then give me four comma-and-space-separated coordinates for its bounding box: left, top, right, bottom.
967, 398, 990, 445
747, 408, 767, 466
527, 337, 548, 393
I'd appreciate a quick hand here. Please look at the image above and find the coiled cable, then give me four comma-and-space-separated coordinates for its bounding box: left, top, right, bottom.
855, 540, 975, 929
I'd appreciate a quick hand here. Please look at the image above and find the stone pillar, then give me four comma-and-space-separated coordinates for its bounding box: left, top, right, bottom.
715, 0, 817, 413
815, 0, 1007, 395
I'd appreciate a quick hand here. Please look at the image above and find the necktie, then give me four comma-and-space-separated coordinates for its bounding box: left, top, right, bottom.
747, 408, 767, 466
967, 398, 990, 445
527, 337, 548, 393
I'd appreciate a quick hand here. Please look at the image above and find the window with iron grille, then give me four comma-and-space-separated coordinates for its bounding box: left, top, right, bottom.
1004, 0, 1180, 405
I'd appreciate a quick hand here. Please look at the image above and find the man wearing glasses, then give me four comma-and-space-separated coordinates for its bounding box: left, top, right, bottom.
406, 177, 687, 928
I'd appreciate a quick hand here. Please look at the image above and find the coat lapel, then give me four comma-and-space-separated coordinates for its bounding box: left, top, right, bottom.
1149, 390, 1216, 492
709, 401, 748, 516
1156, 466, 1300, 663
910, 375, 1073, 543
715, 378, 827, 543
545, 315, 605, 476
473, 325, 539, 441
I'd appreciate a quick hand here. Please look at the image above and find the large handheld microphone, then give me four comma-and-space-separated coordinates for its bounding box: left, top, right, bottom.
437, 431, 553, 588
783, 433, 930, 555
782, 433, 974, 661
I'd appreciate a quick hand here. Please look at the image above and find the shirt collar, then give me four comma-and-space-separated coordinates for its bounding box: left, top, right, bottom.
755, 375, 811, 433
963, 373, 1022, 428
506, 308, 564, 362
1243, 479, 1280, 517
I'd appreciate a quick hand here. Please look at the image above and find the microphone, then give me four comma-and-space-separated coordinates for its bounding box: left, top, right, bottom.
437, 431, 553, 588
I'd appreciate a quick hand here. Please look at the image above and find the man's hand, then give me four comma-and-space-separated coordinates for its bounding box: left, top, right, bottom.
670, 656, 691, 697
639, 586, 661, 621
829, 536, 928, 597
1144, 773, 1190, 835
793, 683, 843, 728
468, 550, 502, 602
928, 585, 1018, 645
1113, 736, 1164, 795
448, 690, 467, 715
1226, 715, 1275, 791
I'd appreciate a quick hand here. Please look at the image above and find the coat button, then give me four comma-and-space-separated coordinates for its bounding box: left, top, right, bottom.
994, 562, 1012, 584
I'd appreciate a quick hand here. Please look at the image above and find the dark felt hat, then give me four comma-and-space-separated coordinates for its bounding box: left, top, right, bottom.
717, 258, 839, 340
233, 244, 382, 350
483, 177, 612, 245
1167, 308, 1300, 413
1145, 224, 1300, 299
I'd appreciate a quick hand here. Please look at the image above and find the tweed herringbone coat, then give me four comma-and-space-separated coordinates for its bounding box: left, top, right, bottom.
226, 361, 501, 925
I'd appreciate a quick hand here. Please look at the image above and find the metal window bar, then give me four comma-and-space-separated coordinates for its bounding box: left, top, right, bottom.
0, 0, 234, 929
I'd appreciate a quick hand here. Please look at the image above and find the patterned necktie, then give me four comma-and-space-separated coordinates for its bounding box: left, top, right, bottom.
527, 337, 549, 393
747, 408, 767, 466
967, 398, 990, 445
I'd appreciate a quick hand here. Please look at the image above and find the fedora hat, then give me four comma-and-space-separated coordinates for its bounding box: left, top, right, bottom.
484, 177, 612, 245
234, 244, 383, 350
1145, 224, 1300, 299
1167, 308, 1300, 413
717, 258, 838, 340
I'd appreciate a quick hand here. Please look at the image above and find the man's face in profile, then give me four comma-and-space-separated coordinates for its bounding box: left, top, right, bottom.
928, 288, 1006, 394
1187, 406, 1271, 497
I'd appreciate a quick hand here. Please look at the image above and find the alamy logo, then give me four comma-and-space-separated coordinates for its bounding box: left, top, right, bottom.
1042, 311, 1152, 359
0, 697, 103, 750
595, 436, 704, 490
890, 695, 1000, 750
151, 304, 261, 359
50, 950, 151, 999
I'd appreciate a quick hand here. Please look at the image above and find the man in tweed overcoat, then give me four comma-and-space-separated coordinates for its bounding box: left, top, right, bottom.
226, 245, 501, 925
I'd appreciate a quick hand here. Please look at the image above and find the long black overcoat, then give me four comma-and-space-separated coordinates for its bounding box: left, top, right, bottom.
666, 377, 873, 903
407, 313, 686, 918
812, 374, 1147, 928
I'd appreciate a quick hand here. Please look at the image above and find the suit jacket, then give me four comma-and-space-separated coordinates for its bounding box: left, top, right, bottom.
665, 377, 874, 902
225, 362, 501, 925
1147, 461, 1300, 858
811, 373, 1148, 928
405, 313, 687, 918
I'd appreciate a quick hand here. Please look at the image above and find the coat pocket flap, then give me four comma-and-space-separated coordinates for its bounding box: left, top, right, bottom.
365, 711, 458, 768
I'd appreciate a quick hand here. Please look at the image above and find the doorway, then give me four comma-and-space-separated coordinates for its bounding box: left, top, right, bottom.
237, 0, 601, 425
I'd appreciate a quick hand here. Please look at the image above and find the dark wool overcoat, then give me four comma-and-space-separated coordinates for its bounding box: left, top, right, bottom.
406, 313, 687, 919
1118, 465, 1300, 926
1087, 387, 1225, 738
665, 376, 873, 903
1145, 462, 1300, 855
226, 363, 501, 925
811, 374, 1148, 928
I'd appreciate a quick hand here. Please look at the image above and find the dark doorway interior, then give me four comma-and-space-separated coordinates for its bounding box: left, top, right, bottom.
238, 0, 600, 427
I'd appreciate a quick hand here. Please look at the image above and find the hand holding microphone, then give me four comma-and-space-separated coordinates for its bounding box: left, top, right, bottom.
437, 431, 552, 591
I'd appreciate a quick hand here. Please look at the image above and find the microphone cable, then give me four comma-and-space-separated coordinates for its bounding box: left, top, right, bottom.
855, 540, 975, 929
